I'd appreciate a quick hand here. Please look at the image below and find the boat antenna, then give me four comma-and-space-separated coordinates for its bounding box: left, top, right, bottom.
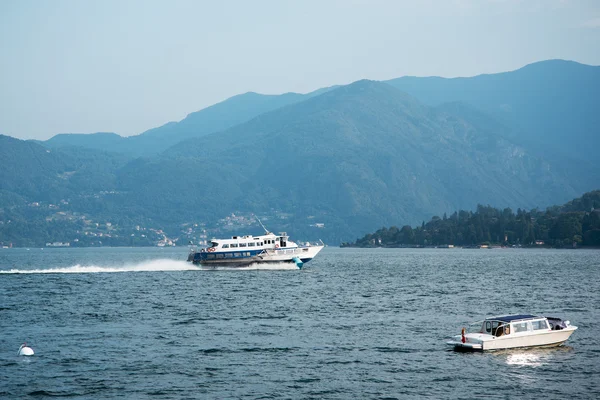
255, 215, 271, 234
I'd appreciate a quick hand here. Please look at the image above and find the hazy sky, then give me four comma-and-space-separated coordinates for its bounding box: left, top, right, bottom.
1, 0, 599, 140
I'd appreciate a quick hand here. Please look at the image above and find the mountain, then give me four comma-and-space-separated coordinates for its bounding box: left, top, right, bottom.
343, 190, 600, 248
42, 88, 335, 157
44, 132, 125, 150
3, 60, 599, 245
0, 134, 72, 203
386, 59, 600, 164
43, 60, 599, 165
0, 134, 127, 203
115, 80, 594, 242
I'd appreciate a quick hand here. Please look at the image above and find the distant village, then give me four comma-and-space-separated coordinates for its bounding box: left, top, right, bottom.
0, 196, 326, 248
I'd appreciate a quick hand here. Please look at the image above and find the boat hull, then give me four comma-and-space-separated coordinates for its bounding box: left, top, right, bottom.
188, 245, 323, 268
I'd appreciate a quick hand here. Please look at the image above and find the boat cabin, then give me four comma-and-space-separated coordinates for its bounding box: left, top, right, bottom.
475, 315, 553, 337
207, 232, 292, 252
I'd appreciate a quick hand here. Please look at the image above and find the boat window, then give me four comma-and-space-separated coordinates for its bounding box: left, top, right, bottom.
216, 254, 225, 259
513, 322, 530, 333
231, 243, 238, 248
485, 321, 492, 333
225, 253, 233, 258
239, 243, 247, 247
260, 242, 264, 246
532, 320, 548, 330
207, 254, 216, 259
491, 321, 504, 336
222, 244, 230, 248
248, 242, 255, 247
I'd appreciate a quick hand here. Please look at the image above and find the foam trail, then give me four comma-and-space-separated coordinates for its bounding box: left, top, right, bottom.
0, 259, 200, 274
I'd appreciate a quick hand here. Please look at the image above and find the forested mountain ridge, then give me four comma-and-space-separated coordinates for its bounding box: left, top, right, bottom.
342, 190, 600, 248
110, 79, 591, 242
41, 60, 599, 164
0, 134, 127, 203
44, 132, 125, 151
386, 59, 600, 165
42, 87, 335, 157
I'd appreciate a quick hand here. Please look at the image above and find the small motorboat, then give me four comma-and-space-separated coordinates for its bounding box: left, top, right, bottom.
447, 314, 577, 351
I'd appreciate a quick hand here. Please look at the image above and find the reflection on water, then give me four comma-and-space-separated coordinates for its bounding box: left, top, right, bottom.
502, 346, 574, 367
506, 351, 543, 367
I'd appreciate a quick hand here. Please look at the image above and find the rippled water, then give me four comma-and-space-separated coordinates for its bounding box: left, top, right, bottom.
1, 247, 599, 399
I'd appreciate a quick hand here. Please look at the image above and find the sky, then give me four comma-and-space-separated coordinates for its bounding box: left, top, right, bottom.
1, 0, 599, 140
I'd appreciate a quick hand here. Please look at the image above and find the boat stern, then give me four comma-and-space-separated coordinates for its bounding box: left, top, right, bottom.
447, 333, 491, 351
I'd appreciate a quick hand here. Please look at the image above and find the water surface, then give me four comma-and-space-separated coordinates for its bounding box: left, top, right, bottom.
1, 247, 599, 399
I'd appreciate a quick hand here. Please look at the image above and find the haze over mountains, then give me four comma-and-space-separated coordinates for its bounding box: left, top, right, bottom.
386, 59, 600, 165
1, 59, 599, 246
43, 87, 336, 157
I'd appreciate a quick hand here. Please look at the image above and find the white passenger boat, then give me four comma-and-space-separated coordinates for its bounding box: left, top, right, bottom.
187, 223, 323, 268
447, 314, 577, 351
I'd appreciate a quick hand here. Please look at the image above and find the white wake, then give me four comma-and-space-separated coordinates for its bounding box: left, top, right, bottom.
0, 259, 302, 274
0, 259, 199, 274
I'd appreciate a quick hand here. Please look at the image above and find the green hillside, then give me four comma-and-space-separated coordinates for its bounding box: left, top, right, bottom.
342, 190, 600, 248
44, 132, 125, 151
114, 80, 592, 242
42, 88, 334, 157
386, 59, 600, 164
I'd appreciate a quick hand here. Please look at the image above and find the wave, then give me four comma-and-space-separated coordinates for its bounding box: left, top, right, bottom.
0, 260, 301, 274
0, 259, 199, 274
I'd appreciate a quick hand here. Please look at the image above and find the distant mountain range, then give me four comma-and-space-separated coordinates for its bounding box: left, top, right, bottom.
43, 87, 336, 157
386, 59, 600, 166
1, 59, 599, 246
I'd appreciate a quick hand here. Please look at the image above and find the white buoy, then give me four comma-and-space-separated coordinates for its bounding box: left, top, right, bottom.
18, 343, 34, 356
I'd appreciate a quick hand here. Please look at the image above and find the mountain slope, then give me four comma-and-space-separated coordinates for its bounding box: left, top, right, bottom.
44, 132, 125, 150
386, 59, 600, 163
0, 135, 126, 202
0, 134, 72, 202
43, 88, 335, 157
40, 59, 599, 166
116, 80, 590, 241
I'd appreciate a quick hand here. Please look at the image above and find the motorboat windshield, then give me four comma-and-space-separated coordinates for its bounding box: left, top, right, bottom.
468, 319, 511, 336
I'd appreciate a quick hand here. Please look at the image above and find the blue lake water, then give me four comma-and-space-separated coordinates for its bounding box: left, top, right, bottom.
1, 247, 599, 399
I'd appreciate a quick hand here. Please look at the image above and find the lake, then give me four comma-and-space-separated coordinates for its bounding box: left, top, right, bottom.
1, 247, 599, 399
